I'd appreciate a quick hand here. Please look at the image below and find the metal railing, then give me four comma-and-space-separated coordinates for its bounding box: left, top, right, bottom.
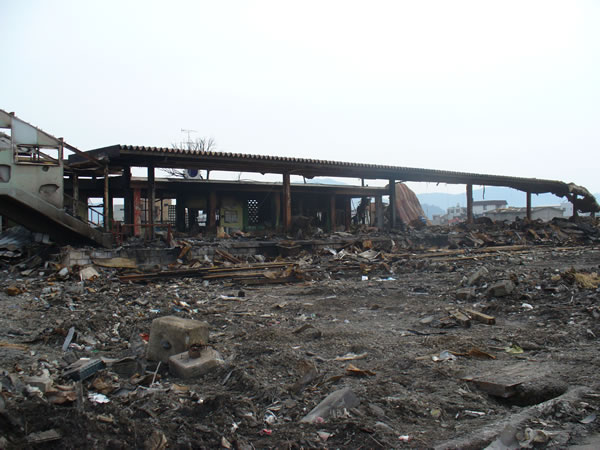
63, 194, 105, 228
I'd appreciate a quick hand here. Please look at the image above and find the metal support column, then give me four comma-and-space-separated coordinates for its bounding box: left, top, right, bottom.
526, 192, 532, 220
148, 165, 155, 239
388, 179, 396, 229
176, 195, 186, 232
376, 195, 383, 229
133, 189, 142, 236
103, 165, 109, 231
344, 197, 352, 230
208, 190, 217, 231
123, 166, 133, 225
330, 195, 336, 232
71, 172, 79, 217
466, 184, 473, 224
283, 172, 292, 232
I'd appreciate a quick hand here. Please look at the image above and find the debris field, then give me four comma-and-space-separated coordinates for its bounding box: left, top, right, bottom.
1, 217, 600, 449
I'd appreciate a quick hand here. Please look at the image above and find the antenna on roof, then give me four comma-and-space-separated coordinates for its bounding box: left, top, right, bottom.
180, 129, 197, 150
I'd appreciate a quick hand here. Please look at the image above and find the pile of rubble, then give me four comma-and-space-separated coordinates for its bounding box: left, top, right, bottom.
0, 217, 599, 448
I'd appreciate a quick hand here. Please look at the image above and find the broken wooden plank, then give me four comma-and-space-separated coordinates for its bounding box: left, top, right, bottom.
118, 262, 290, 282
385, 245, 530, 260
450, 310, 471, 328
215, 249, 242, 264
463, 308, 496, 325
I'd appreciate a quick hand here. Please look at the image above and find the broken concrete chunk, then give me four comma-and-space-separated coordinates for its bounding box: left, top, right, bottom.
147, 316, 209, 363
168, 347, 223, 379
300, 387, 360, 423
487, 280, 515, 297
24, 375, 52, 394
467, 266, 489, 286
456, 287, 475, 301
79, 266, 100, 281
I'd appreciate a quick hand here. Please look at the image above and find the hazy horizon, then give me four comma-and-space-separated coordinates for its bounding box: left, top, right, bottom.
2, 1, 599, 195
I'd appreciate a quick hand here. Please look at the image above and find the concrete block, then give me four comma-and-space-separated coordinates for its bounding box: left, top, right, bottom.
147, 316, 209, 363
168, 347, 223, 379
487, 280, 515, 297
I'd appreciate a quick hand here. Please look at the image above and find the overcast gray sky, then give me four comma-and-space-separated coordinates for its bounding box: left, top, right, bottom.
2, 1, 599, 194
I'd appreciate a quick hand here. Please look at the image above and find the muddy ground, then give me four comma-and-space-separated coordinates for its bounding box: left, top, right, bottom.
1, 223, 600, 449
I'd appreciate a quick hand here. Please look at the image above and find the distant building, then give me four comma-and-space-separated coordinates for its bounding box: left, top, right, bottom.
447, 204, 467, 220
472, 200, 507, 216
431, 204, 466, 225
483, 206, 564, 222
559, 202, 573, 217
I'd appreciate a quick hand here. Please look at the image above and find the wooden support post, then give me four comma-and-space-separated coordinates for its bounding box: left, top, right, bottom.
389, 179, 396, 229
330, 195, 337, 231
283, 172, 292, 232
376, 195, 383, 229
103, 165, 109, 231
526, 192, 532, 221
71, 172, 79, 216
148, 165, 155, 239
133, 188, 142, 236
345, 197, 351, 231
208, 190, 217, 231
466, 184, 473, 224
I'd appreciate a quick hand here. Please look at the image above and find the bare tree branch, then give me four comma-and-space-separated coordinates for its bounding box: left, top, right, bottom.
163, 138, 217, 178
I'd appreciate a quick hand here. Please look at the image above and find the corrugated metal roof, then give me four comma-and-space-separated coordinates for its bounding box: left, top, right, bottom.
97, 144, 560, 186
67, 143, 600, 212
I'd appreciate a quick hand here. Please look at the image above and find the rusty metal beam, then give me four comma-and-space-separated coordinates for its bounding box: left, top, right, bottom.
526, 192, 532, 220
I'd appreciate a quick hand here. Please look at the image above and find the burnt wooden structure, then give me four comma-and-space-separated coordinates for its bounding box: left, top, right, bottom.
66, 144, 600, 234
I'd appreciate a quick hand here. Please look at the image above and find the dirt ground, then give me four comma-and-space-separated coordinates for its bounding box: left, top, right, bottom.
1, 220, 600, 449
